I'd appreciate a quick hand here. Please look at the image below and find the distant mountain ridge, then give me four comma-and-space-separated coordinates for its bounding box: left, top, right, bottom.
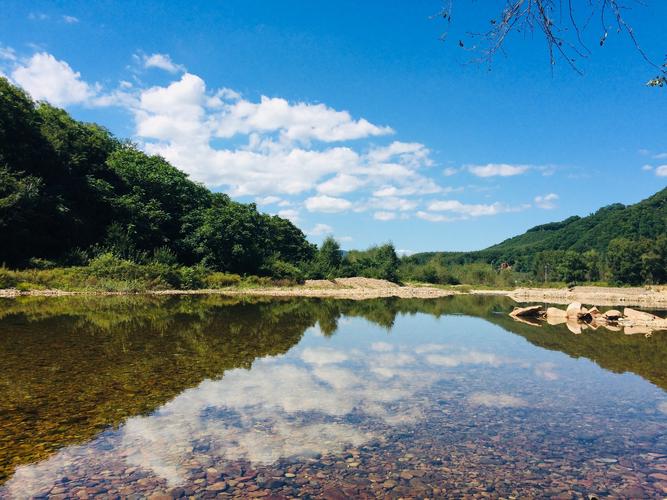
409, 187, 667, 268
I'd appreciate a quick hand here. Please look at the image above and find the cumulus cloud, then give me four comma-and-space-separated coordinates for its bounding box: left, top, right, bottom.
307, 223, 333, 236
215, 95, 393, 144
467, 163, 530, 177
142, 53, 185, 73
426, 199, 528, 218
316, 174, 365, 195
373, 211, 396, 221
534, 193, 559, 209
277, 209, 300, 223
656, 165, 667, 177
305, 195, 353, 213
11, 52, 97, 106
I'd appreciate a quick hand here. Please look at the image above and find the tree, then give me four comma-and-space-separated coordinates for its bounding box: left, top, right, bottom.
438, 1, 666, 86
309, 237, 343, 279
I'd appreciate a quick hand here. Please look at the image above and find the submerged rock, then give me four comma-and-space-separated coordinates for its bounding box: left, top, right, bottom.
510, 305, 544, 318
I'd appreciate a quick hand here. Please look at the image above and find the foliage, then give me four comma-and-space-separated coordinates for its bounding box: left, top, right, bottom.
0, 77, 313, 277
406, 188, 667, 286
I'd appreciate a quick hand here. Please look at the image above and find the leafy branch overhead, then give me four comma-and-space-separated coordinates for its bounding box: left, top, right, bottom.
437, 0, 666, 86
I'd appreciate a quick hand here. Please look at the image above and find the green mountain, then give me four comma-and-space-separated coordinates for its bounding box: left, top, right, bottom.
406, 187, 667, 284
0, 77, 314, 272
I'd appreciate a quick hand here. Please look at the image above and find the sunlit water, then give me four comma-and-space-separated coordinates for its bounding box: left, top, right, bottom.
0, 296, 666, 498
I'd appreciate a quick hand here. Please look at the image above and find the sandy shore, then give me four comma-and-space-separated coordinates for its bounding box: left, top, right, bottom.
2, 280, 667, 307
0, 277, 457, 301
493, 286, 667, 308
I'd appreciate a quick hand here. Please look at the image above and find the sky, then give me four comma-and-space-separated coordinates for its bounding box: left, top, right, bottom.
1, 1, 665, 253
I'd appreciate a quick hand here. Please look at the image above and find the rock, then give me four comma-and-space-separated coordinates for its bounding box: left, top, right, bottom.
510, 305, 544, 318
624, 307, 660, 321
603, 309, 622, 320
206, 481, 228, 492
566, 302, 583, 319
382, 480, 397, 489
624, 325, 653, 335
547, 307, 567, 318
284, 473, 296, 478
566, 319, 582, 334
265, 479, 286, 489
587, 307, 602, 317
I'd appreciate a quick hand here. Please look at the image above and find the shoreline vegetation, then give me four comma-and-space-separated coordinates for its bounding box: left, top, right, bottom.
2, 274, 667, 307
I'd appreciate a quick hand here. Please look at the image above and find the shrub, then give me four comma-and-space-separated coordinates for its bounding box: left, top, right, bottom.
178, 265, 208, 289
0, 268, 18, 288
205, 272, 241, 288
265, 260, 304, 283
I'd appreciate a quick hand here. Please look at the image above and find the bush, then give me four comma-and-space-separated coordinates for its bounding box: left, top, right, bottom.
0, 268, 18, 288
265, 260, 304, 283
178, 265, 208, 289
205, 272, 241, 288
27, 258, 57, 269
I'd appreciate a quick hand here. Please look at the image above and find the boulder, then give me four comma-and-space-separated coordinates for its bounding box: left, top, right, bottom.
566, 302, 583, 319
603, 309, 622, 320
566, 319, 582, 334
588, 307, 602, 317
547, 307, 567, 317
510, 305, 544, 318
624, 325, 653, 335
624, 307, 661, 322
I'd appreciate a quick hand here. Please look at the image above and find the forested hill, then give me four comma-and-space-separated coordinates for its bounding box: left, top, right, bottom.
0, 77, 315, 272
407, 187, 667, 283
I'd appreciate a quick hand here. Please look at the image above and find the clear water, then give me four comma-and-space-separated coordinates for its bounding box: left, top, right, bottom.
0, 295, 666, 498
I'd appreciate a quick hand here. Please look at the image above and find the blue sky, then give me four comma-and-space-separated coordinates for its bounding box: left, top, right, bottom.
1, 1, 665, 252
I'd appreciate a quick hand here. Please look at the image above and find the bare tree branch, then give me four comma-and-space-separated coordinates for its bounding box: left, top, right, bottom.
436, 0, 666, 86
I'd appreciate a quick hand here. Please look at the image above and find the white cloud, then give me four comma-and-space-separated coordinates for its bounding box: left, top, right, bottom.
443, 167, 458, 176
255, 195, 282, 205
366, 196, 417, 212
277, 209, 300, 223
308, 223, 333, 236
467, 163, 530, 177
316, 174, 365, 195
62, 15, 79, 24
142, 53, 185, 74
373, 211, 396, 221
427, 199, 528, 217
656, 165, 667, 177
305, 195, 352, 213
0, 46, 17, 61
416, 211, 455, 222
214, 95, 393, 144
534, 193, 559, 210
653, 152, 667, 160
468, 392, 527, 408
11, 52, 97, 106
642, 164, 653, 171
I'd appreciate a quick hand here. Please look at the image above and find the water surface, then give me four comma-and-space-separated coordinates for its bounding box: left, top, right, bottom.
0, 295, 666, 498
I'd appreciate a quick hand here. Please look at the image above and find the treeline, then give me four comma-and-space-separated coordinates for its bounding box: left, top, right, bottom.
405, 186, 667, 287
400, 235, 667, 287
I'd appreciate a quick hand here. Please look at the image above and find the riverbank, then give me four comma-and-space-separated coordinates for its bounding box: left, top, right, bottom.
2, 279, 667, 306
